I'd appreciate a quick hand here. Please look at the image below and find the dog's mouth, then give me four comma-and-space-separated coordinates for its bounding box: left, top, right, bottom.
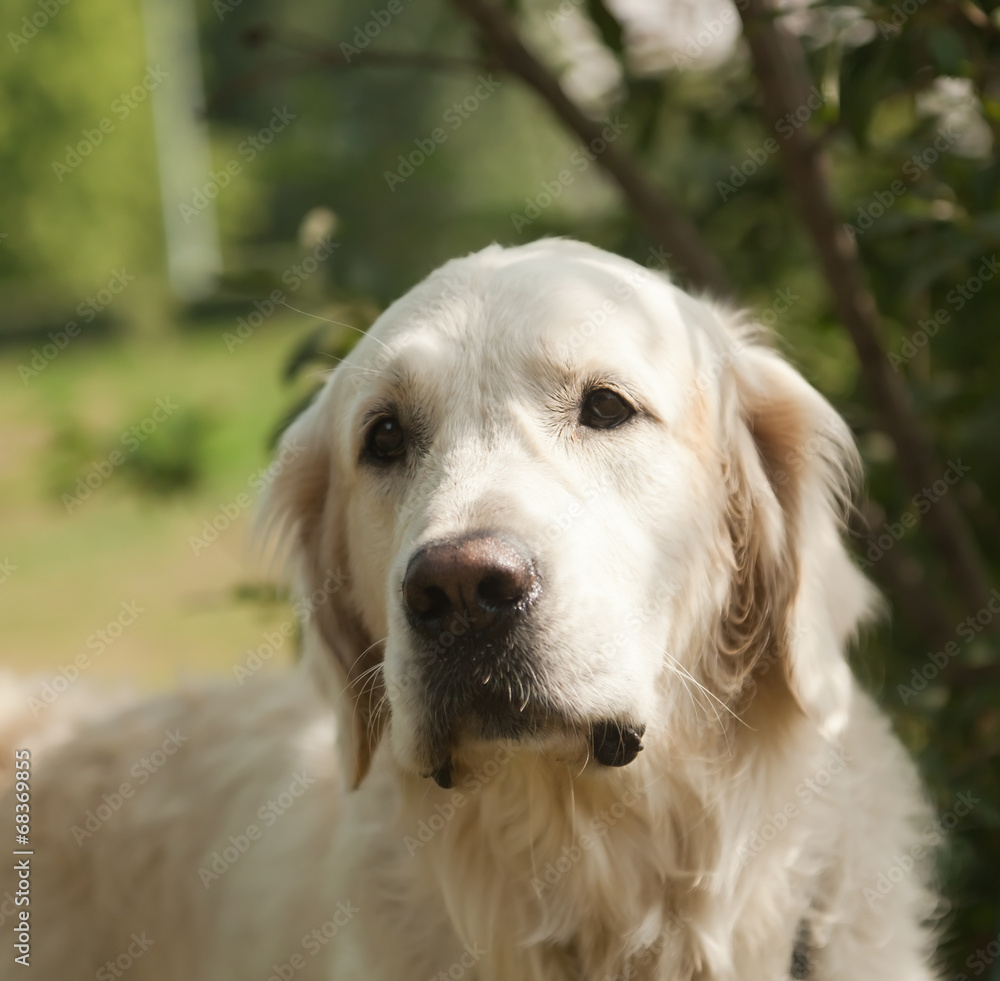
419, 688, 550, 788
405, 632, 646, 787
423, 713, 647, 789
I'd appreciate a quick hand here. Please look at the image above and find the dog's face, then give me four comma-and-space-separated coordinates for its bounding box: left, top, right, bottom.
343, 248, 714, 784
265, 240, 872, 787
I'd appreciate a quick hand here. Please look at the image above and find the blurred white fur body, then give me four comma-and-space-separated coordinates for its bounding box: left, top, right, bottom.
0, 240, 939, 980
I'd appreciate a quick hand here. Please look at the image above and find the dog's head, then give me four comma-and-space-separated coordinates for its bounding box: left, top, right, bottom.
261, 240, 873, 788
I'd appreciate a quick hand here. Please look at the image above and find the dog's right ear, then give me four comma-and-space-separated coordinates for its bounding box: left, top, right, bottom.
257, 394, 386, 788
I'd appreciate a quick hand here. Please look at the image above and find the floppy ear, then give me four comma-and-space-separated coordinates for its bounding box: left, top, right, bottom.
715, 326, 876, 741
257, 395, 386, 787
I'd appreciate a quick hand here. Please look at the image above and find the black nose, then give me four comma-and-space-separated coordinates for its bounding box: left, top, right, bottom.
403, 535, 536, 637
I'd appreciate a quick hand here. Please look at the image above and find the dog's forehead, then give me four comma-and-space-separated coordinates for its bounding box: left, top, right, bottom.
345, 247, 704, 403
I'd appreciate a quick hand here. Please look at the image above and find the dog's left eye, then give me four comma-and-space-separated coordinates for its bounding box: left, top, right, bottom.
580, 388, 635, 429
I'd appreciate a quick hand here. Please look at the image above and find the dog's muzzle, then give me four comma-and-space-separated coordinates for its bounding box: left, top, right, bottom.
402, 533, 645, 786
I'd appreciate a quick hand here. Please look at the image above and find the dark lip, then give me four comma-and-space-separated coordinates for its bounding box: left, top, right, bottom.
430, 759, 454, 789
590, 720, 646, 767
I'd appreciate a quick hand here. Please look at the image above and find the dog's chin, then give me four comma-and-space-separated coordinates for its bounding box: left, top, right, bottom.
413, 698, 560, 789
399, 702, 647, 790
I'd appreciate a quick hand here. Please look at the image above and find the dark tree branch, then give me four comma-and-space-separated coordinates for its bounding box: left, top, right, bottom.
447, 0, 731, 296
737, 0, 996, 625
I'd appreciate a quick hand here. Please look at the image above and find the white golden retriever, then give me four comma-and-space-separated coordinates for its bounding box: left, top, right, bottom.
1, 240, 940, 980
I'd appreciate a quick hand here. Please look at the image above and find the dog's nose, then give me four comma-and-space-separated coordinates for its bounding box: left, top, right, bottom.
403, 535, 536, 636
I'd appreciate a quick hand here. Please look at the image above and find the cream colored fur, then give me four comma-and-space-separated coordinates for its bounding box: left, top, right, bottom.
0, 240, 940, 979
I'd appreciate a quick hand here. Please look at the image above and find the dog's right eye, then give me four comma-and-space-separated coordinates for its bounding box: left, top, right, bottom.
365, 416, 407, 461
580, 388, 635, 430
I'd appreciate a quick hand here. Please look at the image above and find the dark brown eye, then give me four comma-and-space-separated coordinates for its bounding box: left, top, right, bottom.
366, 416, 407, 460
580, 388, 634, 430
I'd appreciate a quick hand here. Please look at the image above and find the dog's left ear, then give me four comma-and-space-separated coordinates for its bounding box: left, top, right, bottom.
718, 330, 876, 740
257, 393, 386, 788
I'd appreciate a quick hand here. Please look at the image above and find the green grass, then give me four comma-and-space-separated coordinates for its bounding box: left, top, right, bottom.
0, 316, 323, 692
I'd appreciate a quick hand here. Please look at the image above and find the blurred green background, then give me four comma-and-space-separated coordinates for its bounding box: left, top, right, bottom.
1, 0, 998, 973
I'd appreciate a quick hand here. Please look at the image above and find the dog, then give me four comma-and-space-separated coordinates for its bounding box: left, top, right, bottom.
1, 239, 940, 980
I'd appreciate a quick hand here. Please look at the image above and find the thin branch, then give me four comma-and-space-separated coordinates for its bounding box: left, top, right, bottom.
737, 0, 996, 625
447, 0, 730, 296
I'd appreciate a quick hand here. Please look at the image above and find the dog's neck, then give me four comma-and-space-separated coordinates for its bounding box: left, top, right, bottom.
386, 704, 826, 980
395, 750, 670, 978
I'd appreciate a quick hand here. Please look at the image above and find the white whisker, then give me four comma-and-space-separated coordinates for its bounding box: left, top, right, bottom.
278, 301, 394, 356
